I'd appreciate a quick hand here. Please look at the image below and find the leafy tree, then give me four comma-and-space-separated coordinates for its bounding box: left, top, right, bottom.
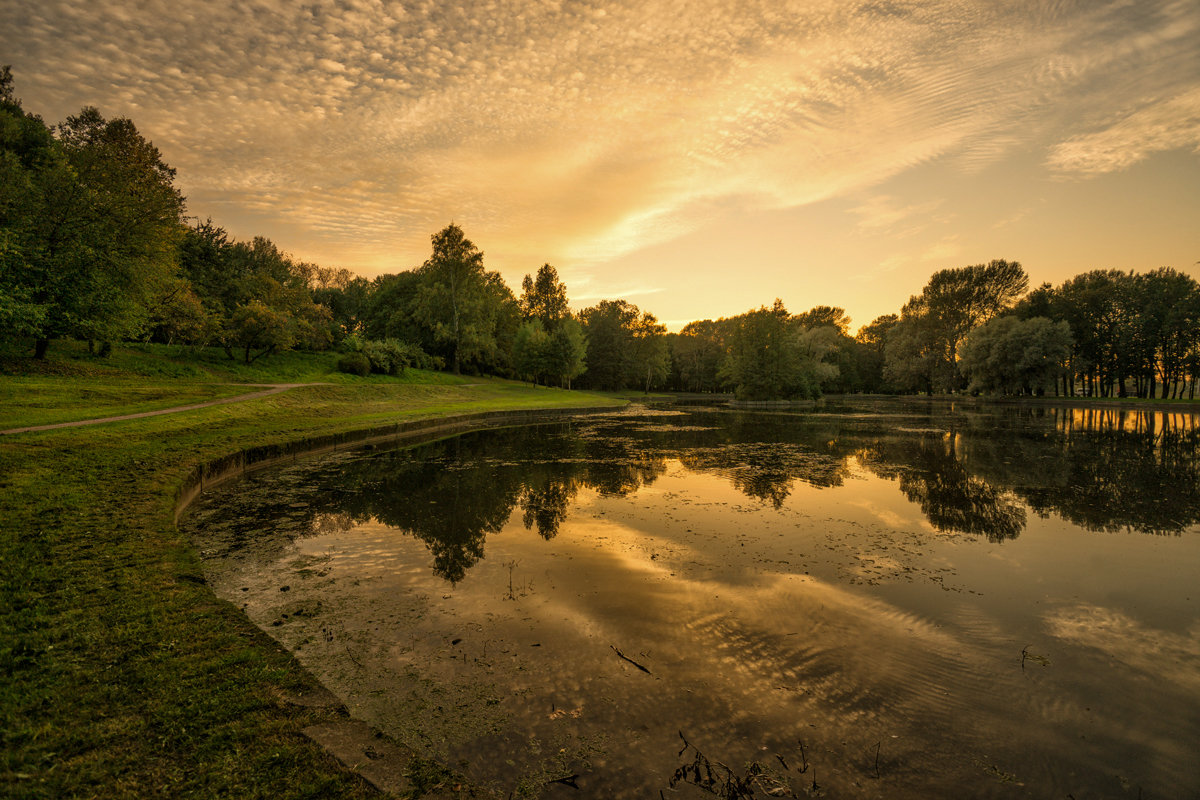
885, 260, 1028, 392
854, 314, 899, 393
363, 271, 425, 343
147, 277, 213, 348
1134, 268, 1200, 398
669, 319, 728, 393
513, 318, 554, 382
312, 275, 371, 343
1, 71, 185, 357
960, 316, 1073, 395
412, 223, 514, 374
630, 311, 670, 393
579, 300, 639, 390
225, 299, 296, 363
882, 316, 936, 394
720, 300, 824, 400
548, 316, 587, 388
519, 263, 569, 327
793, 305, 850, 334
1055, 270, 1132, 397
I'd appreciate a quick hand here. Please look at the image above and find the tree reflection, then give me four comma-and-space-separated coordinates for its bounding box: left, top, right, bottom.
1016, 411, 1200, 534
678, 442, 851, 509
857, 433, 1027, 541
191, 405, 1200, 587
302, 422, 669, 582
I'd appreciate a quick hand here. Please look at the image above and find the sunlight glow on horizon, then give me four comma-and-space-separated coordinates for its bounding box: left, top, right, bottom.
4, 0, 1198, 332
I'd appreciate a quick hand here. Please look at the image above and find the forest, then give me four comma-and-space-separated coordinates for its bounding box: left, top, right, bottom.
3, 67, 1199, 401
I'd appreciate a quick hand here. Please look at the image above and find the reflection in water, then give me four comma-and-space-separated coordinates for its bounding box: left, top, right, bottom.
200, 404, 1200, 585
185, 401, 1200, 798
857, 433, 1027, 541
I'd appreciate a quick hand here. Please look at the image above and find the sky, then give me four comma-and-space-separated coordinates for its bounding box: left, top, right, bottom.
3, 0, 1199, 331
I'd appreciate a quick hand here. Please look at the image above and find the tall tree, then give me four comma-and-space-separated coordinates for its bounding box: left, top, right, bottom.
855, 314, 899, 393
579, 299, 639, 390
412, 223, 507, 374
793, 305, 851, 334
719, 299, 834, 400
1, 71, 185, 356
885, 260, 1028, 392
519, 263, 569, 327
630, 310, 670, 393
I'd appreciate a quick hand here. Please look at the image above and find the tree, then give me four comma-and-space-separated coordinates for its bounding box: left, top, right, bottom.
1, 71, 185, 356
225, 299, 296, 363
312, 275, 371, 344
580, 300, 639, 390
519, 263, 569, 327
51, 106, 187, 351
960, 316, 1073, 395
719, 299, 832, 400
513, 318, 554, 382
630, 311, 670, 393
1055, 270, 1132, 397
669, 319, 728, 393
548, 316, 587, 388
854, 314, 899, 393
793, 305, 851, 334
884, 260, 1028, 392
412, 224, 511, 374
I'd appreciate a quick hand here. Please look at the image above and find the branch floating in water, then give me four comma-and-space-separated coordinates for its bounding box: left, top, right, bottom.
610, 645, 652, 674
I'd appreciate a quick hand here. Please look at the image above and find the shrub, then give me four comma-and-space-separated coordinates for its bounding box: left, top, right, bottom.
336, 352, 370, 376
362, 338, 409, 376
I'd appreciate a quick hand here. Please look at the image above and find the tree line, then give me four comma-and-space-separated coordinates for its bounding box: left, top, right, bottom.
3, 66, 1197, 398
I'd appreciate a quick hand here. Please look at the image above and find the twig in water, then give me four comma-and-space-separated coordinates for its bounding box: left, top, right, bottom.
1020, 644, 1050, 669
546, 774, 579, 789
611, 645, 652, 674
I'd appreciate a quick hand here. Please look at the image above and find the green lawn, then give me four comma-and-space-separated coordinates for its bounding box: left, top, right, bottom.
0, 343, 623, 799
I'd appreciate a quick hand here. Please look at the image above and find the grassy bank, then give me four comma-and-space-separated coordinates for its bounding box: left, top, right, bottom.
0, 344, 623, 799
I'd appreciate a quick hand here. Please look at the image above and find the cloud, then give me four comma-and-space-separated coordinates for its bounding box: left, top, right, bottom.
4, 0, 1199, 279
850, 195, 944, 233
1047, 87, 1200, 174
1045, 604, 1200, 692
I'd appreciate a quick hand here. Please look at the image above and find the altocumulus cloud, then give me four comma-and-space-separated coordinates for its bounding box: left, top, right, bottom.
3, 0, 1198, 276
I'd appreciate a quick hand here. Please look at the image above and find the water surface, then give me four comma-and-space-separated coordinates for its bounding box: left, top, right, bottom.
185, 400, 1200, 798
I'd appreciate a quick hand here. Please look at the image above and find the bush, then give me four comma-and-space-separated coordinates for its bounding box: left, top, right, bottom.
362, 338, 409, 376
336, 352, 370, 376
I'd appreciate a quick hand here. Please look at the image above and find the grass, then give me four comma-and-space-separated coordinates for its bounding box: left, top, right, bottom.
0, 342, 624, 799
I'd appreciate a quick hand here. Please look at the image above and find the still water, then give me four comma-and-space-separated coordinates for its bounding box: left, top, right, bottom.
184, 400, 1200, 798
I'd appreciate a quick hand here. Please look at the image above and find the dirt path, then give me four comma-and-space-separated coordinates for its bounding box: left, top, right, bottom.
0, 383, 322, 436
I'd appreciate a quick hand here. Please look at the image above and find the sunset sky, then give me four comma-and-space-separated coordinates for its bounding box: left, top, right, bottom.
4, 0, 1199, 331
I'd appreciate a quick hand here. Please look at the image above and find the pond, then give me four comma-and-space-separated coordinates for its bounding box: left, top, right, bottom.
183, 399, 1200, 799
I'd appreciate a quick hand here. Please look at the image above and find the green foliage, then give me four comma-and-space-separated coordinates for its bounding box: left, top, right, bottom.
578, 300, 669, 392
361, 338, 411, 376
2, 80, 191, 356
669, 319, 728, 393
720, 300, 825, 400
793, 305, 851, 334
885, 260, 1028, 393
960, 316, 1073, 395
411, 223, 517, 374
513, 318, 553, 382
226, 299, 297, 363
549, 316, 588, 388
853, 314, 899, 393
336, 351, 371, 376
519, 263, 569, 327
